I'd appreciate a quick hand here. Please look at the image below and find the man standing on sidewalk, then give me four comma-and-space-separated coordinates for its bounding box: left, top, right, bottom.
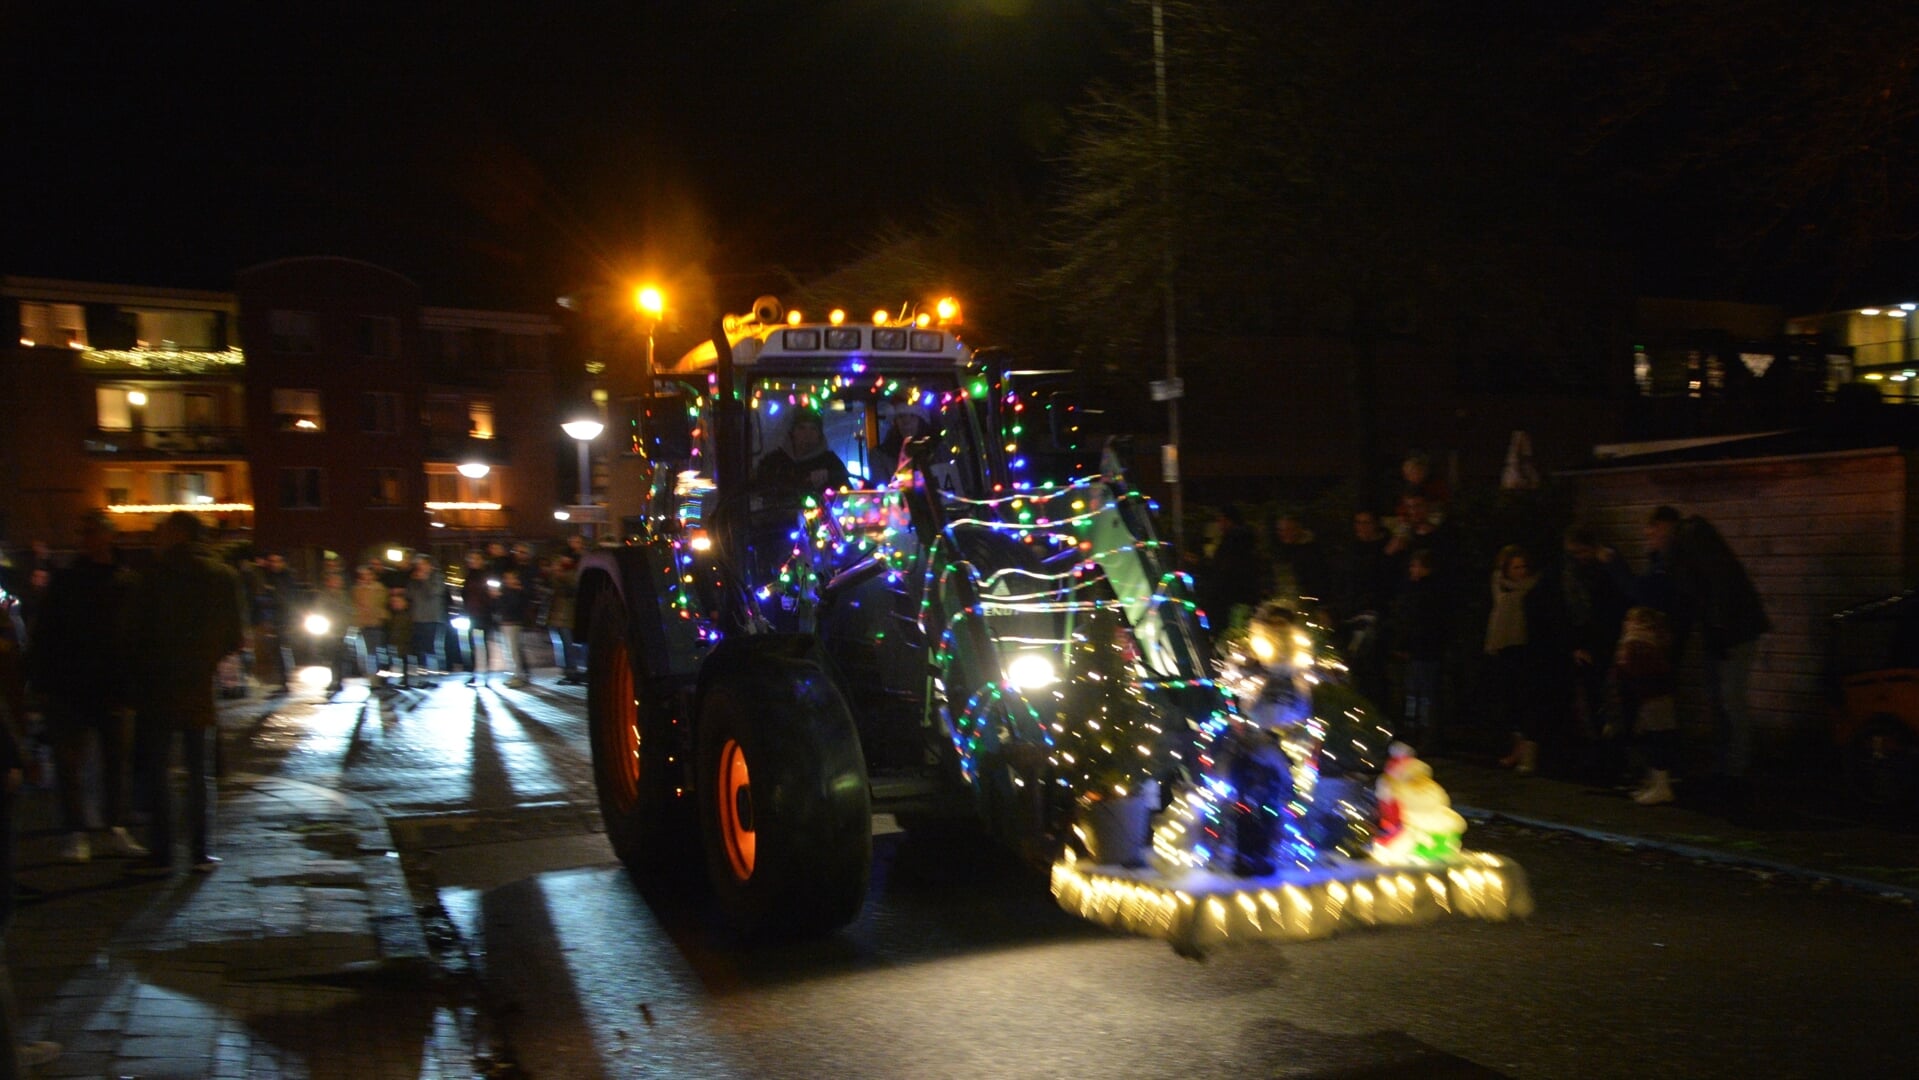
1612, 506, 1771, 811
124, 512, 245, 874
25, 510, 147, 864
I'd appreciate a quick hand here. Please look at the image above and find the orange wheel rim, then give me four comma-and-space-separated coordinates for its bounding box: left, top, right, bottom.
607, 637, 641, 807
718, 738, 756, 880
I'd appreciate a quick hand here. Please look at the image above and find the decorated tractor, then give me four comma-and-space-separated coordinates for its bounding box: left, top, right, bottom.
576, 297, 1529, 951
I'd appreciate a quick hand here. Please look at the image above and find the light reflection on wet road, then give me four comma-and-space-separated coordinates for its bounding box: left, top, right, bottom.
255, 672, 1919, 1079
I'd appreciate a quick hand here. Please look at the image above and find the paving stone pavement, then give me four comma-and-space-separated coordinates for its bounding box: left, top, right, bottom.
9, 692, 486, 1079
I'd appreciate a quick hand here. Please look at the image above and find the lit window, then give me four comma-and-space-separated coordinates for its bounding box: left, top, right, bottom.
273, 389, 324, 432
157, 471, 212, 504
97, 388, 134, 430
468, 400, 495, 439
126, 308, 219, 350
370, 467, 405, 507
20, 302, 86, 348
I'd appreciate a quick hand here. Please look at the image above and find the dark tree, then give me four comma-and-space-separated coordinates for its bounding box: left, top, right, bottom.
1575, 0, 1919, 304
1034, 1, 1586, 504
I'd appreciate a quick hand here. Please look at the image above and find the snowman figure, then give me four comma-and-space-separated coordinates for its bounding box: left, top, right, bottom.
1373, 742, 1466, 864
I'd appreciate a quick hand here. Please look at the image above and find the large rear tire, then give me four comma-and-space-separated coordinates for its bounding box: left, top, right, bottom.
698, 644, 871, 938
587, 585, 694, 880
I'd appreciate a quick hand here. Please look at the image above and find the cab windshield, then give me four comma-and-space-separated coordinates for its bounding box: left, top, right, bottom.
745, 370, 986, 497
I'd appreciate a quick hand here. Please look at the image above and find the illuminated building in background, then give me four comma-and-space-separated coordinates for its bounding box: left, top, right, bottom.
1, 265, 565, 572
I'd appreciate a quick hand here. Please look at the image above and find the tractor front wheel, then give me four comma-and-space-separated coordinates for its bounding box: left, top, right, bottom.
698, 645, 871, 938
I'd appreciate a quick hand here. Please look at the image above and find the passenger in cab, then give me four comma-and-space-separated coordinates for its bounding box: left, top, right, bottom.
879, 402, 933, 477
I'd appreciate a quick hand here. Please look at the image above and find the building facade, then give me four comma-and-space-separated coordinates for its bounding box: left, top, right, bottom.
3, 276, 250, 550
3, 263, 565, 571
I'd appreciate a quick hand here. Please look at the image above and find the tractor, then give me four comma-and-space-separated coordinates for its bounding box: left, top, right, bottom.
575, 297, 1529, 950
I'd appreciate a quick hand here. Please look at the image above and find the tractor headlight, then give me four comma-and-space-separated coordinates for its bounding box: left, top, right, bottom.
1005, 652, 1059, 691
1248, 628, 1279, 665
303, 612, 331, 636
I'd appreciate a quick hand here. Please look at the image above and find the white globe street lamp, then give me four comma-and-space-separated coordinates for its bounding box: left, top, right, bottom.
563, 417, 604, 538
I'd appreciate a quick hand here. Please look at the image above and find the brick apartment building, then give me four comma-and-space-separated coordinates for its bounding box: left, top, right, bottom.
2, 259, 566, 572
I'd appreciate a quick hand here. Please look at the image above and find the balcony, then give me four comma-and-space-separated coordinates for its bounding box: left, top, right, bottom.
85, 426, 246, 457
426, 505, 512, 533
79, 347, 245, 376
424, 432, 514, 465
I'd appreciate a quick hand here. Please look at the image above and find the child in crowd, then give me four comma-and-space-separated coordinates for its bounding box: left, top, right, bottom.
1614, 606, 1677, 806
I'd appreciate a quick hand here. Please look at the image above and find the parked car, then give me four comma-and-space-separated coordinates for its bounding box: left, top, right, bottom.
1828, 591, 1919, 811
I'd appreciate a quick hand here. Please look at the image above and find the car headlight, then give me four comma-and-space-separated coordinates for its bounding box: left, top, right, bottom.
303, 613, 331, 636
1005, 652, 1059, 691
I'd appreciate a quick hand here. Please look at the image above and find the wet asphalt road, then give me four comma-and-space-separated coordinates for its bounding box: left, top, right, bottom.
248, 671, 1919, 1079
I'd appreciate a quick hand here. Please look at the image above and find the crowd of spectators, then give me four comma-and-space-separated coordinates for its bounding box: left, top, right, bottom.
1189, 450, 1768, 815
227, 535, 592, 697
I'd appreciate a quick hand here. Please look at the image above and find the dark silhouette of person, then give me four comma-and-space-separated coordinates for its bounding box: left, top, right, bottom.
754, 408, 849, 493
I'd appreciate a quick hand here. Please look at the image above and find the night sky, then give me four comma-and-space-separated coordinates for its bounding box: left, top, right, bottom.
10, 3, 1917, 317
7, 2, 1123, 310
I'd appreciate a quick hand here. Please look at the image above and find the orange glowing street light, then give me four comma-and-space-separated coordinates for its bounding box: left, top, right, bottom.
634, 284, 665, 381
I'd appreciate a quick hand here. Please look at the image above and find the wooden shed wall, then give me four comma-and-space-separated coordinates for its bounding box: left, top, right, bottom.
1571, 448, 1912, 757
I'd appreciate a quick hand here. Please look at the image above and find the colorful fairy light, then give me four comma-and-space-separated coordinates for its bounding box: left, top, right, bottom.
622, 307, 1528, 951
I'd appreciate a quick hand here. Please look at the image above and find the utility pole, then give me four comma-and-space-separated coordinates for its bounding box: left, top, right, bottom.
1152, 1, 1184, 555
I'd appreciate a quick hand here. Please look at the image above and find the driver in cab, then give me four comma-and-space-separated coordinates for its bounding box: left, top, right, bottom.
753, 407, 849, 494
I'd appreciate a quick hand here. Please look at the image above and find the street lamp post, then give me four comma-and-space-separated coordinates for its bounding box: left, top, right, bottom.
636, 286, 663, 385
562, 417, 604, 539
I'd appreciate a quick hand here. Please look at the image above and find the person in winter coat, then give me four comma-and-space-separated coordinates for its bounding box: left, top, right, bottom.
496, 570, 532, 688
250, 552, 299, 694
350, 564, 389, 686
26, 511, 146, 863
311, 568, 352, 696
1483, 544, 1565, 776
405, 556, 447, 678
1267, 512, 1330, 609
384, 583, 414, 691
1197, 504, 1264, 637
1388, 548, 1448, 750
3, 592, 64, 1069
1650, 507, 1770, 789
546, 555, 582, 684
122, 511, 245, 874
460, 549, 497, 686
1562, 524, 1631, 782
